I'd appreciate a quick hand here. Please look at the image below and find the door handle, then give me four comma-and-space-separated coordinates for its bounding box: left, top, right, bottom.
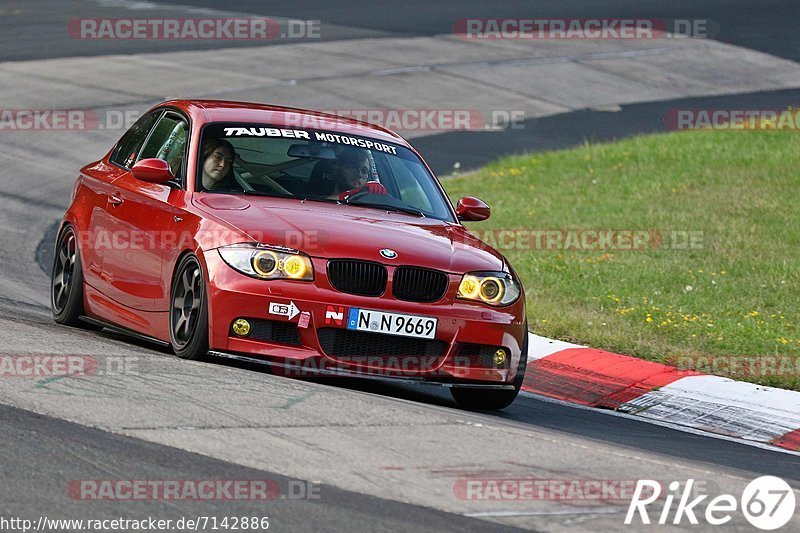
173, 215, 183, 222
110, 194, 123, 207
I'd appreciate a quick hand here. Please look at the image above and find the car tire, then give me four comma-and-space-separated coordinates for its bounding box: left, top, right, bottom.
169, 254, 209, 361
450, 325, 528, 410
51, 224, 90, 327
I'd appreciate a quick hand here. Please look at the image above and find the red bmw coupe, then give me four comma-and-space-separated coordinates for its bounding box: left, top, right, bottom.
51, 100, 528, 409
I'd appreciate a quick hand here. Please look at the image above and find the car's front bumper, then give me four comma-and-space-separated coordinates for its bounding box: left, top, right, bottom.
203, 251, 527, 385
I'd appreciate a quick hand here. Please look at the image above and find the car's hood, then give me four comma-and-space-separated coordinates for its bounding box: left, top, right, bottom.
192, 195, 505, 273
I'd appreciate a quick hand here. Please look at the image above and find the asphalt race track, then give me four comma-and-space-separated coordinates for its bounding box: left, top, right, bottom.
1, 1, 799, 531
5, 0, 799, 61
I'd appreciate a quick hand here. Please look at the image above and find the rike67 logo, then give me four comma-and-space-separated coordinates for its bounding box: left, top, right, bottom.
626, 476, 796, 530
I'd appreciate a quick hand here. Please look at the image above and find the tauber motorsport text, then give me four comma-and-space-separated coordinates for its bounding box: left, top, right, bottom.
222, 127, 398, 154
625, 476, 796, 529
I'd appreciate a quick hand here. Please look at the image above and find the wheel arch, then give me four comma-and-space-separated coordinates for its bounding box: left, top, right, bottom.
169, 245, 215, 341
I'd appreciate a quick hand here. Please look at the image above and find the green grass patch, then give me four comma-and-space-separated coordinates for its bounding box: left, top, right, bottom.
443, 130, 800, 389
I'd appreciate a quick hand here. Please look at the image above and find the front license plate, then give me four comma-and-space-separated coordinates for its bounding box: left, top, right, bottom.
347, 308, 437, 339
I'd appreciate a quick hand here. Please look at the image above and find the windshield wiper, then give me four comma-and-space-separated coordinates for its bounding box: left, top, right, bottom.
345, 200, 426, 217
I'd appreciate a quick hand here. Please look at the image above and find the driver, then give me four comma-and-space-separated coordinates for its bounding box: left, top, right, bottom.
330, 147, 387, 200
200, 138, 237, 191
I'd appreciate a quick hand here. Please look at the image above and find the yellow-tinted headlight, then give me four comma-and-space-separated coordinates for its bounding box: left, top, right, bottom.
218, 245, 314, 281
458, 275, 481, 299
456, 272, 521, 307
282, 255, 308, 279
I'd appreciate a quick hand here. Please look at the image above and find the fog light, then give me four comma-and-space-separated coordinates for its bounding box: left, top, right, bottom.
493, 348, 507, 366
232, 318, 251, 337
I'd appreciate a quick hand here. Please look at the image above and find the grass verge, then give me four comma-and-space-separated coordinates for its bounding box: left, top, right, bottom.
443, 130, 800, 389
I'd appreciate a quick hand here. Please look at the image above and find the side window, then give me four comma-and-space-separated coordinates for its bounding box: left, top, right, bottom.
137, 114, 189, 179
110, 112, 160, 168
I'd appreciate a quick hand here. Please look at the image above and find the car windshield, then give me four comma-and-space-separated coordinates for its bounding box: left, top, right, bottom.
197, 123, 455, 221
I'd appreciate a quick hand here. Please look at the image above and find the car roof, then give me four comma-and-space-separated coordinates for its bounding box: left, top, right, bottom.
159, 99, 412, 148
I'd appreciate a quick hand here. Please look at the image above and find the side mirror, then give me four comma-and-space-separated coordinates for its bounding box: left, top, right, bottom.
131, 158, 174, 184
456, 196, 491, 222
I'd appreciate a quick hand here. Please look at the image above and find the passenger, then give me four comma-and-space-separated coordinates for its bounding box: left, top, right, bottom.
330, 147, 386, 200
200, 139, 237, 191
